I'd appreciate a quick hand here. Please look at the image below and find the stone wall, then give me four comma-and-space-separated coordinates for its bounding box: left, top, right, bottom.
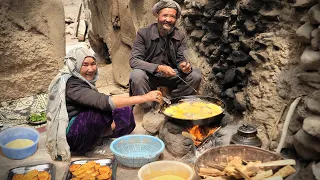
0, 0, 65, 101
289, 0, 320, 162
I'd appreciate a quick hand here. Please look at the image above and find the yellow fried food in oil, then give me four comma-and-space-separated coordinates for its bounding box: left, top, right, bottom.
12, 174, 24, 180
99, 166, 111, 174
163, 100, 223, 120
69, 164, 81, 172
73, 161, 96, 176
38, 171, 50, 180
23, 169, 39, 180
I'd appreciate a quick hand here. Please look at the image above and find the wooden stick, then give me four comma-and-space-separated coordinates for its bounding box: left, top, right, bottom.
251, 170, 273, 180
255, 159, 296, 167
273, 165, 296, 178
182, 131, 196, 140
276, 97, 301, 153
199, 167, 225, 176
269, 105, 287, 146
235, 167, 252, 180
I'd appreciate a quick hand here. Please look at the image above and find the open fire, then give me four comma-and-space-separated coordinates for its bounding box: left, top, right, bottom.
183, 125, 221, 147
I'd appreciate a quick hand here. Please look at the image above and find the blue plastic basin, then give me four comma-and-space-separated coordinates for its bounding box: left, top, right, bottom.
0, 127, 39, 160
110, 135, 165, 168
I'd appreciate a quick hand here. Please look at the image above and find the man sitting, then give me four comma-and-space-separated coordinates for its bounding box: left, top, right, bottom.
129, 0, 202, 110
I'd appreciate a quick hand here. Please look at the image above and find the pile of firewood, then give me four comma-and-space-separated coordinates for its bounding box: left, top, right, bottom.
198, 156, 296, 180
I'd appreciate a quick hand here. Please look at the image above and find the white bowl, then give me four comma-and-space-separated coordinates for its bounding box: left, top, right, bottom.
138, 160, 195, 180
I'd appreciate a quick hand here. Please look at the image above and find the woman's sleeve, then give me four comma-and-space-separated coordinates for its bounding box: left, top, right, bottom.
66, 78, 113, 111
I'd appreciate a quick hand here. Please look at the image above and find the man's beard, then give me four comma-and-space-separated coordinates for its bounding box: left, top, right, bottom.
158, 21, 175, 36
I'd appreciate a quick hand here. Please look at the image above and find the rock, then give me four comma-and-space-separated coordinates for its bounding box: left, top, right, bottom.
308, 4, 320, 25
142, 111, 166, 134
234, 92, 246, 111
303, 116, 320, 138
65, 16, 74, 24
296, 22, 316, 43
214, 9, 228, 20
295, 129, 320, 153
244, 20, 256, 33
311, 28, 320, 37
207, 20, 223, 31
240, 0, 262, 13
190, 29, 205, 39
295, 162, 317, 180
292, 0, 317, 8
307, 82, 320, 89
300, 47, 320, 71
259, 8, 281, 17
312, 162, 320, 180
224, 68, 237, 85
296, 71, 320, 83
311, 28, 320, 50
77, 20, 87, 42
294, 130, 320, 160
288, 116, 303, 134
159, 122, 194, 158
226, 51, 251, 66
249, 51, 269, 63
305, 90, 320, 114
225, 88, 235, 99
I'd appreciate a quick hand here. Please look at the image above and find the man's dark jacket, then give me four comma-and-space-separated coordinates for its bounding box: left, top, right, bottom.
130, 23, 187, 74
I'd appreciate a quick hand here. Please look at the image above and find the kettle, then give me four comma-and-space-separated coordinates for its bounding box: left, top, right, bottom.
230, 124, 262, 147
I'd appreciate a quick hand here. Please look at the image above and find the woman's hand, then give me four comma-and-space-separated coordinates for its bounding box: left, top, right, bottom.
143, 90, 163, 103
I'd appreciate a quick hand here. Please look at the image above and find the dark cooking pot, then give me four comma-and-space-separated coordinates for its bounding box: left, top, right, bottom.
160, 95, 226, 126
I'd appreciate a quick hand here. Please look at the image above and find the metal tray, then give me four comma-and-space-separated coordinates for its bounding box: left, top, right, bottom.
63, 158, 117, 180
6, 163, 55, 180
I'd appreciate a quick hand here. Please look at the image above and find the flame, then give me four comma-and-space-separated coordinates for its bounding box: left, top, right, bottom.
187, 125, 220, 147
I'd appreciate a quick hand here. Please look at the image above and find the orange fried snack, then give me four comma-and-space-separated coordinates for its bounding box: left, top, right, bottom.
98, 166, 111, 175
85, 167, 96, 174
23, 169, 39, 180
94, 164, 101, 171
72, 161, 97, 176
97, 173, 111, 180
69, 164, 81, 172
12, 174, 24, 180
38, 171, 50, 180
81, 175, 95, 180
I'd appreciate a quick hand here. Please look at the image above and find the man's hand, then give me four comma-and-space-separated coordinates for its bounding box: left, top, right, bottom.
156, 65, 176, 77
179, 61, 192, 74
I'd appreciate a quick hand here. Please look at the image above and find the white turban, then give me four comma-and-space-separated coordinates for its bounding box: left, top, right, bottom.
152, 0, 181, 19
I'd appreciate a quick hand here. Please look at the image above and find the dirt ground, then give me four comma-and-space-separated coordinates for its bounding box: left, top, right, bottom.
0, 62, 186, 180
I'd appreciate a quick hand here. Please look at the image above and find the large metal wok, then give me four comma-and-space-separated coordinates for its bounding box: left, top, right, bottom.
160, 95, 226, 126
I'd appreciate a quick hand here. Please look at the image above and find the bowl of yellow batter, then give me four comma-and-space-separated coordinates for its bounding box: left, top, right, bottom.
0, 126, 39, 159
138, 161, 195, 180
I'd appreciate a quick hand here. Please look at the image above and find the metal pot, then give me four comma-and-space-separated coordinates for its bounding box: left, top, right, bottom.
160, 95, 226, 126
231, 124, 262, 147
